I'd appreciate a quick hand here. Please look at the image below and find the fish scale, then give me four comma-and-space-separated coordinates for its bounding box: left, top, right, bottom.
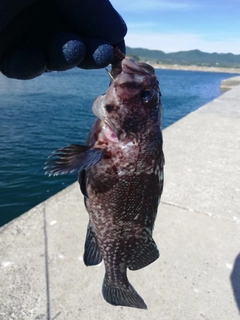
45, 56, 164, 309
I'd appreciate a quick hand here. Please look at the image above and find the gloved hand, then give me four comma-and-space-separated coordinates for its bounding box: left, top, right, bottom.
0, 0, 127, 79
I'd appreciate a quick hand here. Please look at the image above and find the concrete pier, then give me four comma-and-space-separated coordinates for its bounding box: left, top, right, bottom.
220, 75, 240, 91
1, 83, 240, 319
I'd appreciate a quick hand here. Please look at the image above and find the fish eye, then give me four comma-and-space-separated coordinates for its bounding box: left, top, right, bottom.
141, 89, 153, 104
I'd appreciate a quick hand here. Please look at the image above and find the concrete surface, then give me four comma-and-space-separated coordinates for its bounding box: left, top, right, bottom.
220, 75, 240, 91
1, 83, 240, 320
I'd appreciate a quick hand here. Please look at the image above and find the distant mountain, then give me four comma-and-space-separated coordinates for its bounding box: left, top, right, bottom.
126, 47, 240, 68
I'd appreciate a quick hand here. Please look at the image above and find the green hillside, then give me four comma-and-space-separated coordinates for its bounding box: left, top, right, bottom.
126, 47, 240, 68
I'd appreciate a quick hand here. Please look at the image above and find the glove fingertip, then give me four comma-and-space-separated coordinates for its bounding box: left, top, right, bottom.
47, 33, 86, 71
78, 41, 113, 69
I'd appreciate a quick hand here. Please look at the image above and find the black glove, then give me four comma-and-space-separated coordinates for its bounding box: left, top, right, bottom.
0, 0, 127, 79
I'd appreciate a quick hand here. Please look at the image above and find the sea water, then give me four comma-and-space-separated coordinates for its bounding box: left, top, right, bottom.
0, 68, 237, 226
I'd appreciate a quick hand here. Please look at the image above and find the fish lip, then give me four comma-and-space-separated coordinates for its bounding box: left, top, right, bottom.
92, 95, 106, 121
92, 95, 118, 142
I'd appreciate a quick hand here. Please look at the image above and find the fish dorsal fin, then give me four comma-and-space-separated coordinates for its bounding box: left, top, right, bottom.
45, 144, 104, 176
127, 236, 159, 271
84, 221, 102, 266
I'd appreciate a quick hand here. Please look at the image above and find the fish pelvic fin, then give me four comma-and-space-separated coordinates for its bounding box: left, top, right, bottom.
127, 237, 159, 271
84, 221, 102, 266
102, 277, 147, 309
44, 144, 104, 176
78, 170, 88, 198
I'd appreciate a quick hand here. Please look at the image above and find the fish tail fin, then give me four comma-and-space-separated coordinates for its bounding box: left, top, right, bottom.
102, 277, 147, 309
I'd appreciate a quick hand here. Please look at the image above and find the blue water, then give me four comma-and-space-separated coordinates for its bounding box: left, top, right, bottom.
0, 68, 237, 226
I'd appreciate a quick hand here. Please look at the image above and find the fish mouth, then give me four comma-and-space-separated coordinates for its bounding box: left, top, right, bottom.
92, 95, 118, 143
102, 122, 118, 142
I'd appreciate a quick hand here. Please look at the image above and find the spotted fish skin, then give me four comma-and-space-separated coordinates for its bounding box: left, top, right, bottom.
45, 58, 164, 309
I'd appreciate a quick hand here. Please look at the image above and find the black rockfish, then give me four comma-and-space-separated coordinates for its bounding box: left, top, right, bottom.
45, 57, 164, 309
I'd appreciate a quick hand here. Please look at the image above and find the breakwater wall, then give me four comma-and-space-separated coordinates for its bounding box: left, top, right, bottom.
220, 75, 240, 91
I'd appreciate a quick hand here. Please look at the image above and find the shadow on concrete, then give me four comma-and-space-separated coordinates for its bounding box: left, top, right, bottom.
230, 253, 240, 313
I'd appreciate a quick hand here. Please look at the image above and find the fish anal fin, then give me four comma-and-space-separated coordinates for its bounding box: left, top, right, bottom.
127, 237, 159, 271
84, 222, 102, 266
102, 278, 147, 309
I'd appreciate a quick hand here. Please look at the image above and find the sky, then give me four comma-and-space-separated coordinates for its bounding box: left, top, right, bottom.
110, 0, 240, 54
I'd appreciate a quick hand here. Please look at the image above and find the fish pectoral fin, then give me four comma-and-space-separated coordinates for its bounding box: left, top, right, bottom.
102, 278, 147, 309
44, 144, 104, 176
127, 237, 159, 271
84, 221, 102, 266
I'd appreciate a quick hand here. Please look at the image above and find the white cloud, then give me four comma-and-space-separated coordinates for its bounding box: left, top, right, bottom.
125, 32, 240, 54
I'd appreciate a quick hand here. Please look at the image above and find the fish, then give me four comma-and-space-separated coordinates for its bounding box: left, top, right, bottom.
45, 54, 164, 309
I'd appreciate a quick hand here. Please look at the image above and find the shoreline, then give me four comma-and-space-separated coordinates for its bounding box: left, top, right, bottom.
151, 63, 240, 74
